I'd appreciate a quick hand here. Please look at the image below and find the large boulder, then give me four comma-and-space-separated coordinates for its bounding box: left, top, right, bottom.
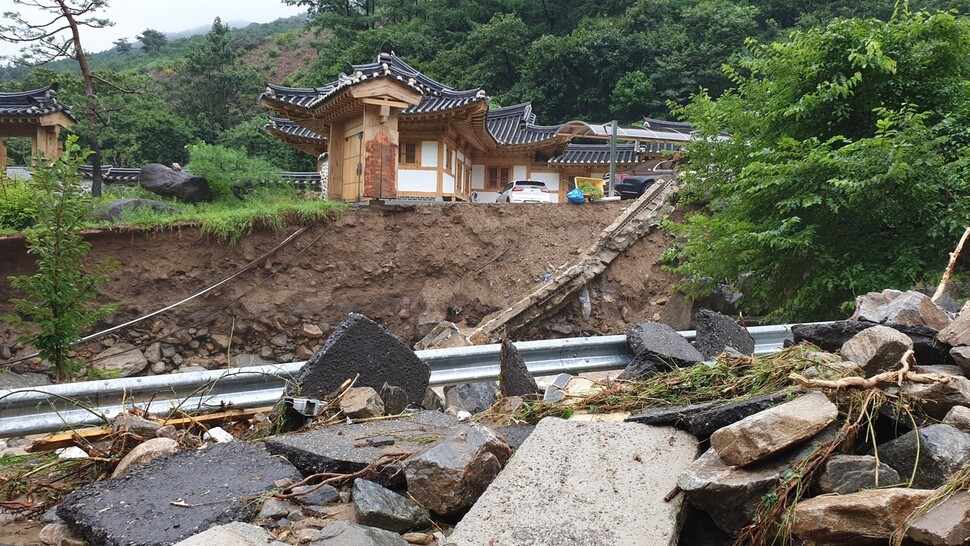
447, 418, 697, 546
139, 163, 213, 203
88, 198, 183, 223
817, 455, 902, 494
92, 343, 148, 377
687, 391, 789, 439
900, 374, 970, 419
403, 423, 512, 517
620, 322, 703, 380
906, 491, 970, 546
288, 313, 430, 404
839, 325, 913, 376
852, 289, 952, 330
792, 320, 951, 366
791, 488, 934, 545
940, 310, 970, 347
710, 391, 838, 467
877, 424, 970, 489
692, 309, 755, 359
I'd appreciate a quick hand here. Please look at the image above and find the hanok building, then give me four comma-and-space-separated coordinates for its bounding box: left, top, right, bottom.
0, 84, 76, 167
260, 48, 691, 203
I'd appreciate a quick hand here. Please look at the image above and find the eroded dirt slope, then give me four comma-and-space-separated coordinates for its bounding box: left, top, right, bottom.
0, 202, 688, 368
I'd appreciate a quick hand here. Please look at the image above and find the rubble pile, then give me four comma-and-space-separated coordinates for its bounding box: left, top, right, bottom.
4, 289, 970, 545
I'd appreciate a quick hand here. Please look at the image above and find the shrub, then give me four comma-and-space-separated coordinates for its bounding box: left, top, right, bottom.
0, 173, 39, 230
577, 181, 604, 201
184, 142, 280, 201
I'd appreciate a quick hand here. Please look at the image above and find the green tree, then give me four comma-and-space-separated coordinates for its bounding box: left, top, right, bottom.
113, 36, 131, 55
5, 136, 117, 381
185, 142, 280, 201
137, 28, 167, 55
219, 116, 315, 172
668, 10, 970, 320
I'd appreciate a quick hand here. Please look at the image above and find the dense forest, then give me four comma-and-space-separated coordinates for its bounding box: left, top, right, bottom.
2, 0, 966, 172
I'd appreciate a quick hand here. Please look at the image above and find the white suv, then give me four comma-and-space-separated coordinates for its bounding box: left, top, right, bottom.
495, 180, 552, 203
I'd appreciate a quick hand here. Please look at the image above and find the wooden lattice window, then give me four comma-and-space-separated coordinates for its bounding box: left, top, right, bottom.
486, 166, 510, 190
400, 141, 419, 166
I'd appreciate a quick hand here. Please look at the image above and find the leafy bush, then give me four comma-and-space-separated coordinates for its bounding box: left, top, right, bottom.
577, 181, 604, 201
184, 142, 280, 201
0, 173, 39, 230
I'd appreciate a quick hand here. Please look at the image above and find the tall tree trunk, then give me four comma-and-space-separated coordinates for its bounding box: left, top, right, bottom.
57, 0, 102, 196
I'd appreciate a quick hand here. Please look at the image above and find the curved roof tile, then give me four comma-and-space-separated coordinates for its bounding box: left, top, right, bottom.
0, 84, 76, 120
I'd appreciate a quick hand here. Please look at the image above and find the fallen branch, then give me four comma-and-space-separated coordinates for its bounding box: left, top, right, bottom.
789, 350, 953, 390
273, 451, 412, 500
933, 226, 970, 302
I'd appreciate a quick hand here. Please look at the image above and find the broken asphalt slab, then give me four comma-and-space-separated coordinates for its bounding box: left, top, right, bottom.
445, 418, 697, 546
56, 441, 302, 546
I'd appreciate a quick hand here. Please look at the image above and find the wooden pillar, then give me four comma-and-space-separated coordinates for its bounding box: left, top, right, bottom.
329, 122, 345, 201
0, 140, 7, 168
362, 104, 399, 200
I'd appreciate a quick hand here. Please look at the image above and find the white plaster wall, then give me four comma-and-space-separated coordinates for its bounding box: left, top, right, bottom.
530, 171, 561, 202
471, 165, 485, 189
476, 191, 500, 203
399, 169, 438, 192
443, 173, 455, 194
421, 141, 438, 168
513, 165, 528, 180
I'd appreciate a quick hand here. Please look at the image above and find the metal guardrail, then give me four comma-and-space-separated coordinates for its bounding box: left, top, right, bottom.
0, 324, 797, 439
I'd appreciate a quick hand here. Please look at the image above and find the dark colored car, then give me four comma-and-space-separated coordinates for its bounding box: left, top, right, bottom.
614, 175, 661, 199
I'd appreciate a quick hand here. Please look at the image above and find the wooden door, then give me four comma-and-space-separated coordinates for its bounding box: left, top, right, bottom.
342, 132, 363, 201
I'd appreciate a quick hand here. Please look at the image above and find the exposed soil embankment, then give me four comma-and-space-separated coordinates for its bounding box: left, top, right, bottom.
0, 202, 687, 373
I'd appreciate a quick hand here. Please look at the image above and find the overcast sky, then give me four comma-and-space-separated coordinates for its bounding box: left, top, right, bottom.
0, 0, 306, 60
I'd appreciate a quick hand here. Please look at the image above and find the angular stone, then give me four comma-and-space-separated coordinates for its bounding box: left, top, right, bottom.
877, 424, 970, 489
301, 323, 324, 339
621, 322, 703, 380
448, 419, 697, 546
139, 163, 213, 203
498, 339, 540, 397
693, 309, 755, 359
111, 438, 179, 478
209, 334, 230, 351
92, 343, 148, 377
419, 388, 444, 411
791, 488, 933, 545
494, 424, 535, 450
950, 346, 970, 376
687, 392, 789, 439
943, 405, 970, 432
900, 374, 970, 419
939, 310, 970, 347
403, 423, 512, 517
308, 521, 408, 546
352, 479, 430, 533
232, 354, 276, 368
817, 454, 901, 494
257, 497, 297, 520
266, 411, 459, 488
710, 391, 837, 467
852, 289, 951, 330
57, 442, 301, 546
290, 484, 339, 506
175, 523, 286, 546
678, 429, 835, 534
625, 401, 717, 431
341, 387, 385, 419
112, 412, 162, 438
444, 382, 498, 415
0, 370, 50, 389
793, 320, 951, 366
289, 313, 430, 403
840, 325, 913, 376
380, 383, 409, 415
907, 491, 970, 546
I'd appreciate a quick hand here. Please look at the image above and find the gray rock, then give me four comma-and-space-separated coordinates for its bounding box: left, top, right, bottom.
949, 346, 970, 376
309, 521, 408, 546
840, 325, 913, 376
0, 371, 50, 389
353, 479, 430, 533
404, 423, 512, 516
173, 522, 288, 546
906, 491, 970, 546
257, 497, 298, 520
710, 391, 838, 467
495, 425, 535, 450
57, 442, 301, 546
340, 387, 385, 419
900, 374, 970, 419
498, 339, 540, 397
232, 354, 276, 368
792, 488, 934, 545
678, 428, 835, 534
817, 455, 902, 494
380, 383, 409, 415
266, 411, 460, 488
943, 405, 970, 432
625, 401, 718, 431
139, 163, 213, 203
447, 418, 697, 546
793, 320, 951, 366
419, 388, 444, 411
289, 313, 430, 404
111, 438, 179, 478
444, 382, 498, 414
92, 343, 148, 377
290, 484, 339, 506
879, 424, 970, 489
621, 322, 703, 380
692, 309, 755, 359
939, 309, 970, 347
88, 198, 183, 223
852, 289, 951, 330
687, 392, 789, 439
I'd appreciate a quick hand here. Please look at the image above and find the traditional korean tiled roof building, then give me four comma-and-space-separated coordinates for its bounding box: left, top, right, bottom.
260, 47, 688, 202
0, 83, 77, 166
